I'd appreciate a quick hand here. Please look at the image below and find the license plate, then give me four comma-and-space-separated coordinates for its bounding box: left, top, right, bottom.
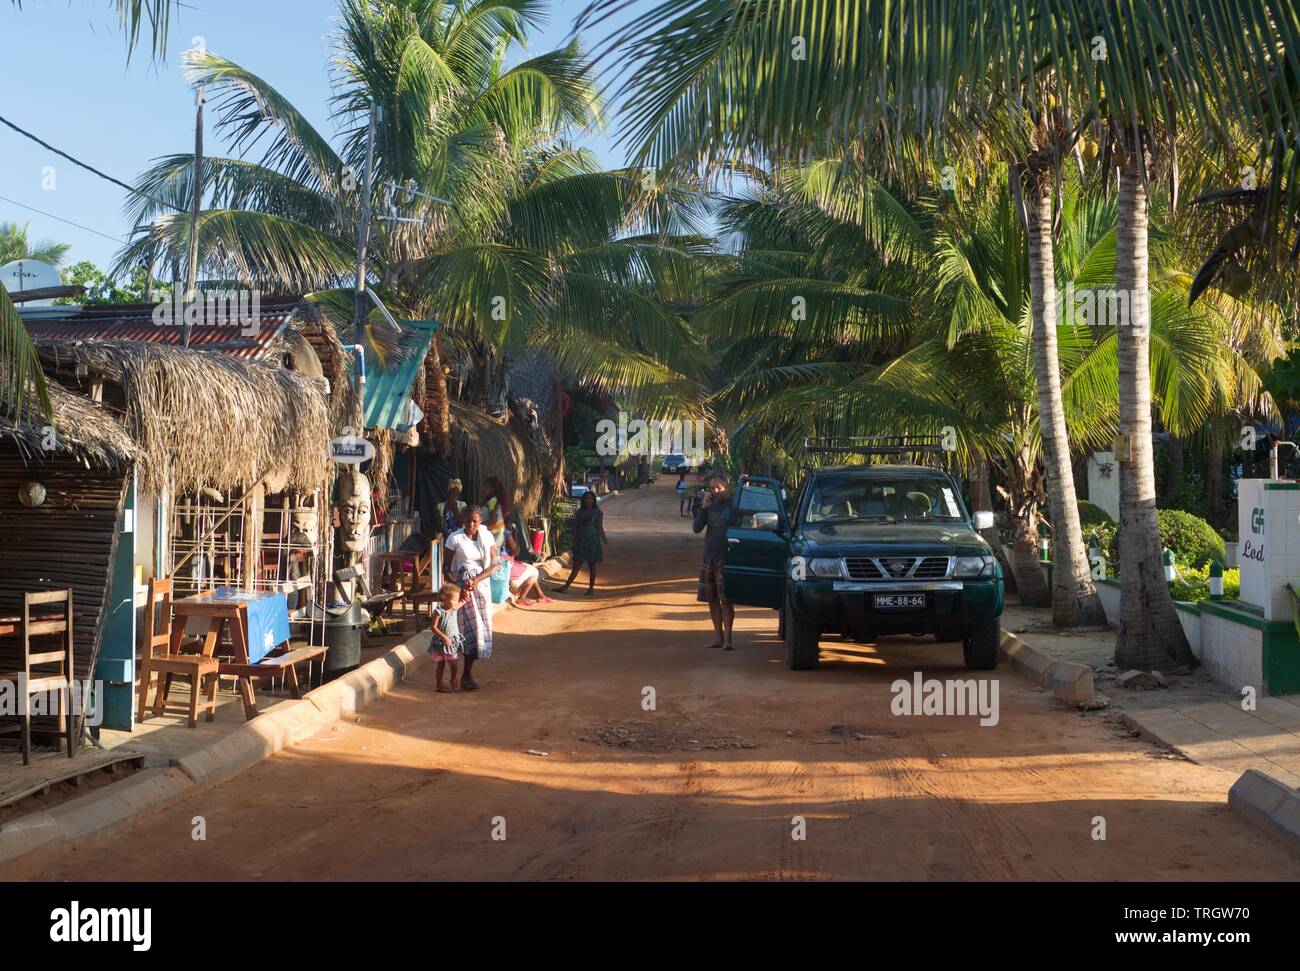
873, 593, 926, 609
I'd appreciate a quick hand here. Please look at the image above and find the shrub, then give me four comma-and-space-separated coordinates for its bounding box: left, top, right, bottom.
1157, 509, 1227, 569
1094, 508, 1226, 572
1078, 500, 1114, 530
1171, 565, 1240, 603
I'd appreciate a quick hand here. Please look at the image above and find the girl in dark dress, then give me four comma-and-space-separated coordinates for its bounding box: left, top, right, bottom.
559, 491, 608, 595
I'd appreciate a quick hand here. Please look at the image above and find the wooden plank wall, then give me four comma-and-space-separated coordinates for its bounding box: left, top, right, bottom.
0, 448, 129, 741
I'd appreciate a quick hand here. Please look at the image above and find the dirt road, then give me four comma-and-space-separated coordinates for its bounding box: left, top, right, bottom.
33, 481, 1300, 880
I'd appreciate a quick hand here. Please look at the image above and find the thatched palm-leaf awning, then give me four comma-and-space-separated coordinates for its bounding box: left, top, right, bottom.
448, 399, 546, 524
0, 381, 139, 469
38, 340, 331, 497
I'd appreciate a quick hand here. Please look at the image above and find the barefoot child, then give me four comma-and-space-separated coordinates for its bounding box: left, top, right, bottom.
430, 582, 465, 692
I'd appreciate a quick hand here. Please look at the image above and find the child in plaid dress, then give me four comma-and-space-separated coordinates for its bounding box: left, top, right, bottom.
430, 582, 465, 692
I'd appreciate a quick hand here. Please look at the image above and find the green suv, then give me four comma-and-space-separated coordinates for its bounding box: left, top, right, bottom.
722, 461, 1004, 671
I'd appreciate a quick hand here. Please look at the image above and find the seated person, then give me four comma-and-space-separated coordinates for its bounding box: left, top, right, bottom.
505, 528, 550, 606
902, 490, 933, 519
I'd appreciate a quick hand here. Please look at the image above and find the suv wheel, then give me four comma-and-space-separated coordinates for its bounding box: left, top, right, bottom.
777, 603, 786, 641
962, 618, 1000, 670
784, 597, 820, 670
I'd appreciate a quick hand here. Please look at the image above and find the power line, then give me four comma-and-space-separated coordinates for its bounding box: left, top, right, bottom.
0, 193, 128, 246
0, 112, 185, 214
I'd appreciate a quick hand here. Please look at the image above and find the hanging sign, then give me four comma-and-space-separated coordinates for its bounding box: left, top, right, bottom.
330, 430, 375, 465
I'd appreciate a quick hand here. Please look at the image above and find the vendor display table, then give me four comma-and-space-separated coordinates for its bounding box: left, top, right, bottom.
171, 588, 293, 721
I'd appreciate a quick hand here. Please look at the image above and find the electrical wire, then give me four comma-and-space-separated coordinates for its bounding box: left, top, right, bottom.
0, 192, 127, 245
0, 112, 185, 214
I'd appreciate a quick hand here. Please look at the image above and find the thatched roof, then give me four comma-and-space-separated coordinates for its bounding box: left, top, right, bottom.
38, 340, 332, 497
449, 399, 548, 524
0, 381, 139, 469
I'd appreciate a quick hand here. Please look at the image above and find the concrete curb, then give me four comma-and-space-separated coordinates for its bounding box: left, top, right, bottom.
1228, 768, 1300, 850
0, 630, 434, 878
537, 553, 571, 580
999, 630, 1095, 704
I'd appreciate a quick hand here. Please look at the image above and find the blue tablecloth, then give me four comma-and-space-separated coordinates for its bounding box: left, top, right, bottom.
185, 589, 291, 664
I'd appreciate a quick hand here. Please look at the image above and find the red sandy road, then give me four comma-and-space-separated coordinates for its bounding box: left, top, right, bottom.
27, 480, 1300, 881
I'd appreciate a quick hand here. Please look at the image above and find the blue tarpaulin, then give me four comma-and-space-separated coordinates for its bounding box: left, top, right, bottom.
361, 319, 438, 430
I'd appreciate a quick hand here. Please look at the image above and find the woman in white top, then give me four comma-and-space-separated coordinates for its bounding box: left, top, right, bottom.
444, 505, 498, 690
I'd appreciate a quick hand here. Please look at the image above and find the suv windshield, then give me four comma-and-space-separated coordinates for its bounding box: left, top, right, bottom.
803, 475, 967, 524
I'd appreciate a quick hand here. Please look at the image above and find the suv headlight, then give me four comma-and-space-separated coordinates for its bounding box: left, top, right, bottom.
807, 558, 845, 578
953, 555, 995, 578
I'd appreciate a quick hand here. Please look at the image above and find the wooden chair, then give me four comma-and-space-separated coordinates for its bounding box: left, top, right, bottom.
405, 541, 443, 630
377, 541, 439, 625
137, 577, 219, 727
0, 589, 76, 764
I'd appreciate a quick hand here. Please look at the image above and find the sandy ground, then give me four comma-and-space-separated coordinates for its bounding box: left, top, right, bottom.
31, 480, 1300, 881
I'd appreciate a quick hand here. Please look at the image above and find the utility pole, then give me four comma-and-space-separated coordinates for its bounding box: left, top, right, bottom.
353, 103, 378, 329
182, 85, 205, 349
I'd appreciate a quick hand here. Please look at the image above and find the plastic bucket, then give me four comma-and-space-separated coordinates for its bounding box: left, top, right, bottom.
530, 529, 545, 554
490, 558, 511, 603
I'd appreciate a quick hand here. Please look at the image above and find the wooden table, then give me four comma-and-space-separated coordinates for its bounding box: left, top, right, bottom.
169, 593, 261, 720
169, 591, 325, 720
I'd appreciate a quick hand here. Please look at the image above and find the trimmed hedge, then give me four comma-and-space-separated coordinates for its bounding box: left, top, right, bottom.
1090, 508, 1226, 572
1171, 565, 1240, 603
1078, 500, 1114, 530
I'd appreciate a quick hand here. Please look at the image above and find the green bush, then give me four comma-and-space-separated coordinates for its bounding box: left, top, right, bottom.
1088, 521, 1117, 563
1157, 509, 1227, 569
1078, 500, 1114, 530
1092, 508, 1225, 572
1171, 565, 1240, 603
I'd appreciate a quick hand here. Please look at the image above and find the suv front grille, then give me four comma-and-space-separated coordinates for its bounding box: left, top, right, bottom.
878, 557, 916, 578
839, 556, 953, 581
844, 557, 883, 580
913, 556, 951, 579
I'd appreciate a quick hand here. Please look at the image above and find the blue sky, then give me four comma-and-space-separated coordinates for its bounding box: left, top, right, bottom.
0, 0, 634, 273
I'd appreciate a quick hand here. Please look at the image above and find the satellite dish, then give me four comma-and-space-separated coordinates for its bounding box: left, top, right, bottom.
0, 259, 63, 307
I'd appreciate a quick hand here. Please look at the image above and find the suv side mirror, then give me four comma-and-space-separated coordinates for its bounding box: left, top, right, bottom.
972, 510, 994, 531
752, 512, 781, 532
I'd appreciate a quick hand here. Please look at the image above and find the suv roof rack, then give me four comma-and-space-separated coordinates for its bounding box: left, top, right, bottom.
802, 436, 952, 471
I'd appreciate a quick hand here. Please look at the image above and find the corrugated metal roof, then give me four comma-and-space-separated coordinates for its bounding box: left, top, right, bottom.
20, 296, 302, 359
362, 318, 438, 430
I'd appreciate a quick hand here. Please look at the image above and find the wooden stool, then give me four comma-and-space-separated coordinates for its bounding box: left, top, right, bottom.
137, 578, 219, 727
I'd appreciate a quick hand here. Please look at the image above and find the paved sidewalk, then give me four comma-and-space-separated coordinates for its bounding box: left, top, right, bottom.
1123, 697, 1300, 788
1003, 603, 1300, 788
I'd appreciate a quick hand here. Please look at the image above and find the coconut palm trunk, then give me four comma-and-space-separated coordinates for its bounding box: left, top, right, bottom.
1114, 149, 1195, 670
424, 332, 451, 457
1024, 176, 1105, 627
997, 443, 1051, 606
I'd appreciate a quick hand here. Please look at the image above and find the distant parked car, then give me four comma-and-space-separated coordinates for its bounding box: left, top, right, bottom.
569, 482, 590, 499
661, 452, 691, 474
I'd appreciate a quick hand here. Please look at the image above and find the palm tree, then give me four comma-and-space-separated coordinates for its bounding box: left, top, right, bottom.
1028, 6, 1270, 668
593, 0, 1111, 625
2, 0, 176, 422
595, 0, 1297, 660
6, 0, 175, 59
706, 164, 1263, 611
118, 0, 709, 440
0, 223, 70, 267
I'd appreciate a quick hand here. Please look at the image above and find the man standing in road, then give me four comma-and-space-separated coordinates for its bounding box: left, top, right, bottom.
693, 471, 736, 650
